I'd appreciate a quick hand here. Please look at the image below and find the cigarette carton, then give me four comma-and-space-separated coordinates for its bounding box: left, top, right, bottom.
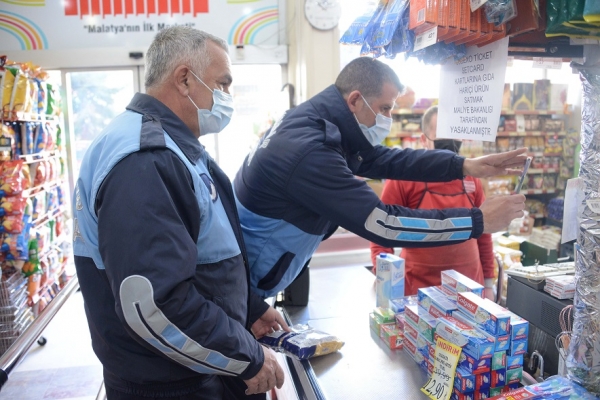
457, 292, 511, 336
441, 270, 484, 297
435, 316, 495, 360
375, 253, 405, 307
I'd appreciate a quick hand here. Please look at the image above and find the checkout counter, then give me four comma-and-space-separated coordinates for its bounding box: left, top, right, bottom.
279, 263, 428, 399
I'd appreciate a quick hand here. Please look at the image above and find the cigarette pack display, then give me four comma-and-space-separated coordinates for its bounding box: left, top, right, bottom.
507, 338, 528, 356
458, 351, 491, 374
441, 270, 484, 297
457, 292, 511, 336
435, 316, 495, 360
375, 253, 405, 307
491, 368, 506, 388
492, 351, 506, 370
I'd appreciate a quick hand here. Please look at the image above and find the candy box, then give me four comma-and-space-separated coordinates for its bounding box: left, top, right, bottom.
441, 269, 484, 297
405, 305, 436, 342
375, 253, 405, 307
506, 354, 523, 370
457, 292, 511, 336
381, 324, 403, 350
508, 339, 528, 356
458, 351, 491, 375
436, 316, 495, 360
492, 351, 506, 370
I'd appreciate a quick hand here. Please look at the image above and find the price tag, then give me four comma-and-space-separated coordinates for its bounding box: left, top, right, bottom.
532, 57, 562, 69
414, 26, 438, 52
470, 0, 488, 11
420, 337, 462, 400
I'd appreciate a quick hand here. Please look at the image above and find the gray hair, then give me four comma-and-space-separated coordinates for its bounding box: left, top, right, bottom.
334, 57, 404, 99
145, 26, 229, 89
421, 105, 438, 134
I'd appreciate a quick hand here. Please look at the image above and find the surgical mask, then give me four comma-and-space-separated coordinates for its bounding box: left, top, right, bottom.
187, 70, 234, 135
434, 139, 462, 153
356, 94, 393, 146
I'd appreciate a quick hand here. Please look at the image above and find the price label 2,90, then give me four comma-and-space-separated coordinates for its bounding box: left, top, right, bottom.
420, 338, 462, 400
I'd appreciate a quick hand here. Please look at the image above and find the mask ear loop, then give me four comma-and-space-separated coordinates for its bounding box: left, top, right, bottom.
188, 69, 214, 93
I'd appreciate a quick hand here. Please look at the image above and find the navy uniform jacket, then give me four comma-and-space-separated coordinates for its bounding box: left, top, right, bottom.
234, 85, 484, 298
73, 93, 268, 396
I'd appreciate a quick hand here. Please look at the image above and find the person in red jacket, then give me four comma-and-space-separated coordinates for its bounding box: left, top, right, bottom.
370, 106, 495, 300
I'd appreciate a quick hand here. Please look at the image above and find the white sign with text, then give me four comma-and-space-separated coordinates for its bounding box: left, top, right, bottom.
437, 37, 509, 143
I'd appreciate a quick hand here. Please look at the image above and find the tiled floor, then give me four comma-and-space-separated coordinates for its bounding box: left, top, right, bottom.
0, 290, 103, 400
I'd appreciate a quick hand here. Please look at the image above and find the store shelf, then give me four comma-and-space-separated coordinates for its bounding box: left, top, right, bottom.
19, 151, 62, 165
497, 131, 566, 137
21, 179, 63, 198
388, 132, 421, 138
521, 189, 557, 195
1, 112, 58, 123
528, 168, 559, 174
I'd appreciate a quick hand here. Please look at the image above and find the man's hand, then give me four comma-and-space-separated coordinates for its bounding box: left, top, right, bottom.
484, 287, 495, 301
480, 194, 526, 234
251, 306, 290, 339
463, 148, 528, 178
244, 346, 284, 395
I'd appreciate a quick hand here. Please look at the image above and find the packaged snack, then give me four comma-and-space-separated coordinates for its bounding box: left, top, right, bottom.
32, 161, 47, 187
1, 232, 27, 259
258, 325, 344, 360
1, 215, 24, 234
2, 64, 19, 118
33, 123, 46, 154
0, 196, 26, 217
20, 122, 35, 156
10, 67, 29, 115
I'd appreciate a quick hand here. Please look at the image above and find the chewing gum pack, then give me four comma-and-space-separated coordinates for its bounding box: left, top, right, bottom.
435, 316, 495, 360
441, 270, 484, 297
405, 304, 437, 342
457, 292, 510, 336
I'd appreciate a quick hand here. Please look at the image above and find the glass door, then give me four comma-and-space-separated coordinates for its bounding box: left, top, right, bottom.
60, 67, 142, 193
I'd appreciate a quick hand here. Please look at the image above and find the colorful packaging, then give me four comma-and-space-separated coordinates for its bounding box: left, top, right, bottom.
494, 334, 510, 353
369, 312, 395, 336
436, 316, 495, 360
395, 313, 406, 331
438, 283, 458, 302
449, 310, 498, 355
452, 387, 475, 400
458, 351, 491, 374
488, 387, 503, 397
375, 253, 405, 307
505, 367, 522, 384
258, 327, 344, 360
416, 332, 433, 358
491, 368, 506, 388
373, 306, 395, 323
417, 285, 445, 306
457, 292, 511, 336
441, 269, 484, 297
404, 318, 419, 341
492, 351, 506, 370
404, 304, 436, 342
455, 366, 477, 393
507, 338, 528, 356
381, 324, 403, 350
506, 353, 523, 370
475, 388, 490, 399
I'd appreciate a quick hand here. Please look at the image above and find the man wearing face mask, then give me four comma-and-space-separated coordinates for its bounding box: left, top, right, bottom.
370, 106, 496, 300
234, 57, 527, 301
72, 26, 287, 399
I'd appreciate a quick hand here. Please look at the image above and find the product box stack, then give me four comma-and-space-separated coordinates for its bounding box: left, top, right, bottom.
368, 253, 406, 350
397, 270, 530, 400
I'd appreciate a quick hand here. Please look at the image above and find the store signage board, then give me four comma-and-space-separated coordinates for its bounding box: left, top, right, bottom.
420, 337, 462, 400
0, 0, 280, 51
437, 37, 509, 143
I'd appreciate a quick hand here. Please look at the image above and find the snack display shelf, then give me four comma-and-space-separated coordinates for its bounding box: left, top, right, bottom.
528, 168, 559, 174
21, 179, 62, 198
521, 189, 557, 195
1, 113, 58, 123
282, 264, 426, 400
18, 151, 62, 165
496, 131, 566, 137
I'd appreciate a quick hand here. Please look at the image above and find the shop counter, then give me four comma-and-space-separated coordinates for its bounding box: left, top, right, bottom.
282, 264, 427, 399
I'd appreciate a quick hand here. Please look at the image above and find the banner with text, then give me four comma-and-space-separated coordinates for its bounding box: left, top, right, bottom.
0, 0, 279, 51
437, 37, 509, 143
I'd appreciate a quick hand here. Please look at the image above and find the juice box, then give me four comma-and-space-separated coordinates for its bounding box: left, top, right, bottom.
376, 253, 405, 307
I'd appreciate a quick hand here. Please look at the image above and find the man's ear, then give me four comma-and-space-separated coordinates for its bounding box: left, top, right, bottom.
173, 65, 191, 97
346, 90, 363, 113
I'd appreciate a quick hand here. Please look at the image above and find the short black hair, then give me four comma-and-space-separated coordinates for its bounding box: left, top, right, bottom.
335, 57, 404, 99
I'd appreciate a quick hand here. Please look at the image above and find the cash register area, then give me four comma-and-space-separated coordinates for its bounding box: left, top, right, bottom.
0, 231, 588, 400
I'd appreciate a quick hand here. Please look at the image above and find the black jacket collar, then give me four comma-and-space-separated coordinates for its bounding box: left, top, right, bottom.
126, 93, 203, 163
306, 85, 373, 154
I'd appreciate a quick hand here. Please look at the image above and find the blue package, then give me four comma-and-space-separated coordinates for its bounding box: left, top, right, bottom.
506, 353, 523, 370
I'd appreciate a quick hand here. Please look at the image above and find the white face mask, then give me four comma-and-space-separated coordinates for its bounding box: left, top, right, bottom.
356, 94, 393, 146
187, 70, 234, 135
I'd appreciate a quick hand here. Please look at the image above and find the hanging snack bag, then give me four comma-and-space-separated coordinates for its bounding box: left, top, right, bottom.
1, 232, 27, 259
1, 215, 25, 234
20, 122, 35, 155
44, 122, 56, 152
32, 160, 47, 187
0, 160, 23, 197
0, 196, 26, 217
1, 62, 19, 118
9, 65, 29, 116
340, 8, 376, 45
33, 122, 47, 154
